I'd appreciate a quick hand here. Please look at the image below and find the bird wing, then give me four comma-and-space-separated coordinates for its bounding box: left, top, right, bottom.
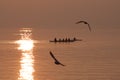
87, 23, 91, 32
60, 63, 65, 66
76, 21, 91, 32
50, 51, 66, 66
49, 51, 58, 61
75, 21, 85, 24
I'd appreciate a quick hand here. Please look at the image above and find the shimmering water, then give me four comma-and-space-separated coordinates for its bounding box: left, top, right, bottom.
0, 27, 120, 80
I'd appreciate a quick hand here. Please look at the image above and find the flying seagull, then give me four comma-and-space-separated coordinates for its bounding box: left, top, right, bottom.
49, 51, 65, 66
75, 21, 91, 32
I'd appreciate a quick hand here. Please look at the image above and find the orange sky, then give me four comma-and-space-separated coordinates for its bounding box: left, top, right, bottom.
0, 0, 120, 28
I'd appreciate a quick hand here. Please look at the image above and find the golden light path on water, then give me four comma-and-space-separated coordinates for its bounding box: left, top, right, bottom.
17, 40, 34, 51
16, 28, 35, 80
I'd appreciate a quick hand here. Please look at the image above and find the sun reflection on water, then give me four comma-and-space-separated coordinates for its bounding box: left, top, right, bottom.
16, 28, 35, 80
17, 40, 34, 51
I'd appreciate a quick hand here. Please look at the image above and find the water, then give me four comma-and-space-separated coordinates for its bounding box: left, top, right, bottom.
0, 26, 120, 80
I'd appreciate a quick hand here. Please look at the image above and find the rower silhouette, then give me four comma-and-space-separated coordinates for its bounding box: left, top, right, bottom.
49, 51, 65, 66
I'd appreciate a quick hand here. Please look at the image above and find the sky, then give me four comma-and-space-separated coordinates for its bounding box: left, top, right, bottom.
0, 0, 120, 29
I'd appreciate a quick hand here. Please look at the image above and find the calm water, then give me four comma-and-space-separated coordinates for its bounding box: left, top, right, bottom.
0, 27, 120, 80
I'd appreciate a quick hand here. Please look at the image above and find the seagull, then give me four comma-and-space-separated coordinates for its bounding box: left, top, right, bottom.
75, 21, 91, 32
49, 51, 65, 66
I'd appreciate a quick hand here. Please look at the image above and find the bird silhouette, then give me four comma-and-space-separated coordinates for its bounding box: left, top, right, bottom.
75, 21, 91, 32
49, 51, 65, 66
